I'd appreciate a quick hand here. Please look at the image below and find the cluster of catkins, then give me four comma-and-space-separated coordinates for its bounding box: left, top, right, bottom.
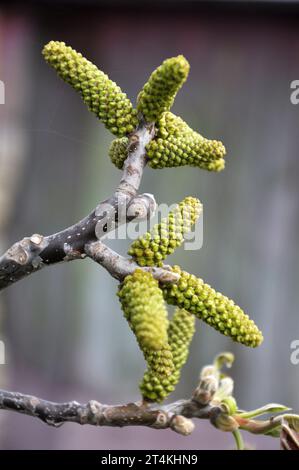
43, 41, 225, 171
43, 41, 263, 403
119, 200, 262, 401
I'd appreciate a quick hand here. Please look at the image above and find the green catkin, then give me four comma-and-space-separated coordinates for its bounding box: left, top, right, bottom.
108, 112, 226, 171
140, 308, 196, 402
117, 270, 169, 351
147, 135, 226, 171
128, 197, 202, 267
42, 41, 138, 137
147, 112, 226, 171
161, 266, 263, 348
156, 111, 193, 138
143, 344, 174, 379
137, 55, 190, 122
168, 308, 196, 371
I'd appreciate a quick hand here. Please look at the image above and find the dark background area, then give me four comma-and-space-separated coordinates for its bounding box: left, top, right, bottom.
0, 0, 299, 449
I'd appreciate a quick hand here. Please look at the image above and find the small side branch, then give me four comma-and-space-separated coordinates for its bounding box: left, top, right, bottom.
85, 241, 180, 284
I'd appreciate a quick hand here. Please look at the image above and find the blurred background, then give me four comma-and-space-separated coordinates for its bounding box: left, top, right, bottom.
0, 0, 299, 450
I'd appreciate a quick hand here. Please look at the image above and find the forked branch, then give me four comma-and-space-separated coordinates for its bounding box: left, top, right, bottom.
0, 119, 162, 291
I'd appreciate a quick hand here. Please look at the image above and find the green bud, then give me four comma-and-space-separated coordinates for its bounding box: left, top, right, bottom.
221, 396, 238, 416
109, 137, 129, 169
214, 352, 235, 371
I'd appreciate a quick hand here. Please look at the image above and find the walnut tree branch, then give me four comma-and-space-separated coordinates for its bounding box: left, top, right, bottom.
0, 354, 236, 437
0, 119, 156, 291
0, 387, 217, 436
0, 351, 292, 445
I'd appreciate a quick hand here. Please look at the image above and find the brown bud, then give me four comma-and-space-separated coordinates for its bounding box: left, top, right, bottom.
170, 415, 195, 436
193, 375, 218, 405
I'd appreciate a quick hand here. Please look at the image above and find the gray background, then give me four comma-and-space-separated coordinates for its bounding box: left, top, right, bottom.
0, 0, 298, 450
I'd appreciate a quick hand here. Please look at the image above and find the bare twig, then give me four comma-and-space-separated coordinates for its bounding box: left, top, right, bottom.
0, 119, 156, 291
0, 388, 216, 436
0, 352, 294, 446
